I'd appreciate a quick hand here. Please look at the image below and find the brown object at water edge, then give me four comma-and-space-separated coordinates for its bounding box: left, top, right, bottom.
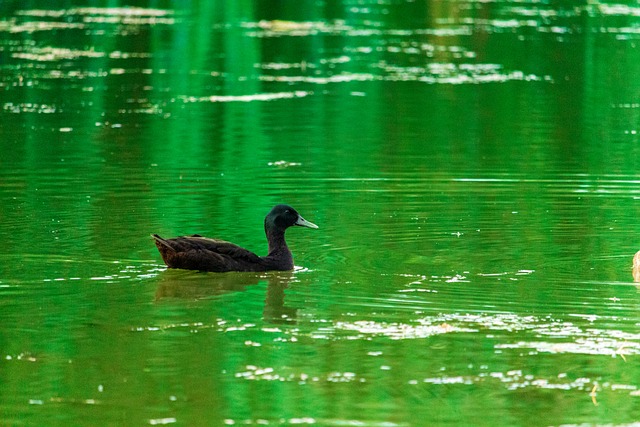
633, 251, 640, 282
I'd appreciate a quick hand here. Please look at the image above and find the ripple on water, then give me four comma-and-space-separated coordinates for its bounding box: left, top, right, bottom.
202, 312, 640, 404
0, 254, 163, 286
222, 418, 407, 427
178, 91, 312, 103
132, 303, 640, 357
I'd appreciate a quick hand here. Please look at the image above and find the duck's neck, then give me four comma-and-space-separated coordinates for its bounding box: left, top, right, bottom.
266, 228, 291, 258
263, 221, 294, 270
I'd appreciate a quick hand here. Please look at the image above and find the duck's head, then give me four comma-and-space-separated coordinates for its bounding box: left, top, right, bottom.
265, 204, 318, 232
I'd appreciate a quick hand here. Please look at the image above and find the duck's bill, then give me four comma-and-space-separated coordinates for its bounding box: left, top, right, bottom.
295, 216, 319, 229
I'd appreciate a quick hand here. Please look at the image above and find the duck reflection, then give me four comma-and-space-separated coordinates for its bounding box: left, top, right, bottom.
633, 251, 640, 283
155, 270, 297, 323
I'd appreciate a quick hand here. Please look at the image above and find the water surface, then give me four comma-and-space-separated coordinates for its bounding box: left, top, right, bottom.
1, 1, 640, 426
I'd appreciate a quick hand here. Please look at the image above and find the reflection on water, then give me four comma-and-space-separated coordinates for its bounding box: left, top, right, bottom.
2, 0, 640, 426
155, 270, 298, 323
3, 2, 639, 96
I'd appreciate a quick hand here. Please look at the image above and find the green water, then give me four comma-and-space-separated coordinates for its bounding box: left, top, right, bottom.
2, 1, 640, 425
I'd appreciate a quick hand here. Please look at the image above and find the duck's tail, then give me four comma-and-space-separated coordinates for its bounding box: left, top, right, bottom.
151, 234, 175, 251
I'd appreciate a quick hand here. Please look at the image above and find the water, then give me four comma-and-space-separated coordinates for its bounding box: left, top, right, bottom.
1, 1, 640, 425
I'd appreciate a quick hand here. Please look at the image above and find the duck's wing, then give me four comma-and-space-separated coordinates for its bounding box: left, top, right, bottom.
181, 236, 262, 262
152, 234, 264, 271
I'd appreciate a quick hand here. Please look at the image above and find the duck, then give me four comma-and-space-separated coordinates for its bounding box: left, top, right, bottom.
152, 204, 318, 272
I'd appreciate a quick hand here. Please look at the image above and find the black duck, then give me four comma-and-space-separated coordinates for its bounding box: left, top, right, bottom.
152, 204, 318, 272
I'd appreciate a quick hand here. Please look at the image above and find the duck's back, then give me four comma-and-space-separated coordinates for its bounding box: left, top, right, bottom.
153, 234, 268, 272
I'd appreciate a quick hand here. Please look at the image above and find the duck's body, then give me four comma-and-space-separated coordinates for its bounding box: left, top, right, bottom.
152, 205, 317, 272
